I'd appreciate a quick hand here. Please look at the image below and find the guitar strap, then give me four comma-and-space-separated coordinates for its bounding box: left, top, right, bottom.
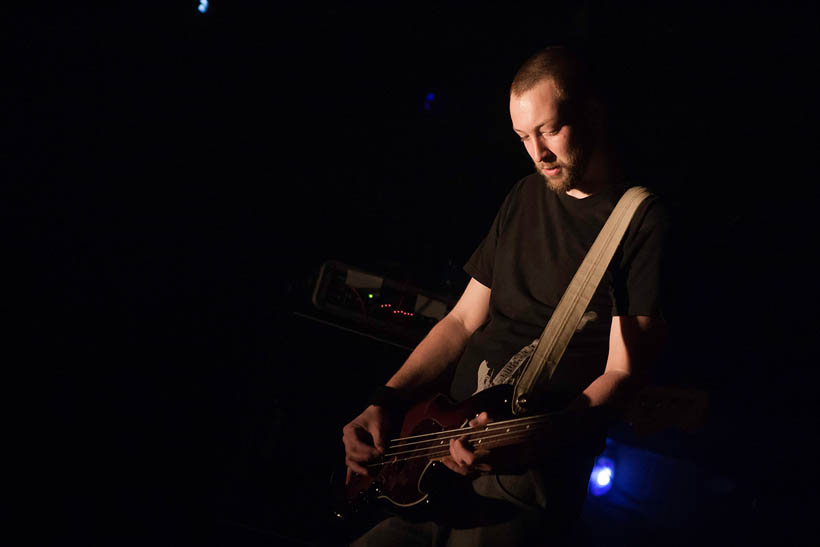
511, 186, 651, 415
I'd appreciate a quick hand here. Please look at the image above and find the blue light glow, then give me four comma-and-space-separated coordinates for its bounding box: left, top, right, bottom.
198, 0, 209, 14
424, 91, 436, 110
589, 457, 614, 496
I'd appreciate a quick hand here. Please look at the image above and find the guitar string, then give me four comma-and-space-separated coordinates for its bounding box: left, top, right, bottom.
366, 404, 695, 467
376, 433, 544, 465
385, 422, 549, 456
366, 427, 551, 468
356, 392, 703, 469
367, 435, 535, 468
387, 413, 554, 444
365, 431, 539, 468
380, 420, 552, 459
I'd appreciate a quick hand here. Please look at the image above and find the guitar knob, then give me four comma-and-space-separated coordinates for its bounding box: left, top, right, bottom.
517, 394, 528, 408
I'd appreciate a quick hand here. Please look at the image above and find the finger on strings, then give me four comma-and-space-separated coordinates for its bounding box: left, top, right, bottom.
441, 455, 471, 476
450, 437, 475, 466
469, 411, 491, 428
370, 427, 386, 454
473, 447, 491, 459
344, 438, 383, 462
345, 458, 370, 477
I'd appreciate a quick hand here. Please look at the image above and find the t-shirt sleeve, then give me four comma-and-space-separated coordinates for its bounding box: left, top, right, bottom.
463, 182, 523, 288
612, 196, 670, 317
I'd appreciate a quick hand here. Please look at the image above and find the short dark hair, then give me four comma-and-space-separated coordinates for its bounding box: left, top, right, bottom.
510, 46, 596, 109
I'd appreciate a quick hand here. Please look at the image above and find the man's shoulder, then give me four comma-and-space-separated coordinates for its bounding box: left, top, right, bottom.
516, 172, 547, 192
632, 186, 669, 230
503, 173, 549, 204
494, 173, 546, 213
610, 182, 669, 227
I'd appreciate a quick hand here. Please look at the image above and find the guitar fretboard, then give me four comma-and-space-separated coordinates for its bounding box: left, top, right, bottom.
368, 414, 553, 467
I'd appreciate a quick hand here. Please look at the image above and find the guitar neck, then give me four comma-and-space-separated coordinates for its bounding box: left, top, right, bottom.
372, 383, 708, 468
375, 414, 553, 467
461, 414, 552, 450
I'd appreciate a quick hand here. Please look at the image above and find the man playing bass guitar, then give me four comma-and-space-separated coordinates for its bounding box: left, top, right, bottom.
342, 45, 668, 546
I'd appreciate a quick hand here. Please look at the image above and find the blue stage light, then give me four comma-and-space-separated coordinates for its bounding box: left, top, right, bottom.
589, 456, 615, 496
424, 92, 436, 110
198, 0, 209, 14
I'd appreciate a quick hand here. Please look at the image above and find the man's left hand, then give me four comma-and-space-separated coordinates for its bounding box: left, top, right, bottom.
441, 411, 494, 476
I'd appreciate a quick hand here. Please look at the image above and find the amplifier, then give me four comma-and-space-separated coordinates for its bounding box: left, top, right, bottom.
310, 260, 456, 347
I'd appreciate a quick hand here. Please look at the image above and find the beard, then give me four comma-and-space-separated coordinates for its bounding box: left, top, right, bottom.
535, 157, 582, 194
535, 125, 595, 195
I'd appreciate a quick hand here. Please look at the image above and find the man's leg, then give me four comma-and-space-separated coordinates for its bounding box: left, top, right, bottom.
350, 516, 439, 547
441, 457, 593, 547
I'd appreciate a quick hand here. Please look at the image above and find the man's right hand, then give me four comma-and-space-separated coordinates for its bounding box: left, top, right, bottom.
342, 404, 392, 483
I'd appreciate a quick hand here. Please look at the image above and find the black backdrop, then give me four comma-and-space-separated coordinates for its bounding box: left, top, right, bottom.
5, 1, 819, 545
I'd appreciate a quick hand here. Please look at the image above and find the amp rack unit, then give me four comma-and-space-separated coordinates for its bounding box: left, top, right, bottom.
311, 260, 456, 346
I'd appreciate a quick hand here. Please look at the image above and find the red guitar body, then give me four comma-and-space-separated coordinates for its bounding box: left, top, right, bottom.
333, 380, 708, 536
337, 385, 514, 522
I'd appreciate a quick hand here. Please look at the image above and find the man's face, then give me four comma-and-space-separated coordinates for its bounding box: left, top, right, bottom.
509, 79, 592, 194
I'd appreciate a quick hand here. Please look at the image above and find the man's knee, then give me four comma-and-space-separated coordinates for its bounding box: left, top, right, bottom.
350, 516, 435, 547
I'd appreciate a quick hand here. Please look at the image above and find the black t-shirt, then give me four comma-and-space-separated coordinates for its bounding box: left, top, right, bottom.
449, 174, 668, 404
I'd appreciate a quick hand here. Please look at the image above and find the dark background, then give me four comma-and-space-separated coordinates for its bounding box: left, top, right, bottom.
5, 1, 819, 545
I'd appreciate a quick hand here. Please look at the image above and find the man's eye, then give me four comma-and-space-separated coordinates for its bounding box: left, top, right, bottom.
518, 135, 529, 142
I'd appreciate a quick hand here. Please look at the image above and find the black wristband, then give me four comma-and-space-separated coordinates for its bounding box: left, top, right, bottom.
367, 385, 410, 414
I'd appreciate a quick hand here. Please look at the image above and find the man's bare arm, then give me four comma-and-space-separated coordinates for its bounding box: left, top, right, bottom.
385, 278, 491, 394
342, 278, 490, 477
571, 315, 667, 411
447, 315, 667, 474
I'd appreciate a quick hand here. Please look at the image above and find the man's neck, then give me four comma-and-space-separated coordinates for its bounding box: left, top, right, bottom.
565, 143, 620, 199
565, 181, 609, 200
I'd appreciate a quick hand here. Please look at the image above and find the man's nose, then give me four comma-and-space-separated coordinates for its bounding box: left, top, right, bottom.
532, 138, 552, 161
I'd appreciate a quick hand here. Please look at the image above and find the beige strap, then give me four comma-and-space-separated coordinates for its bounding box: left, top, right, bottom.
512, 186, 651, 415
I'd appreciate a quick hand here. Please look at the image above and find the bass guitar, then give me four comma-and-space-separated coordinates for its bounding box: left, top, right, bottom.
334, 381, 707, 528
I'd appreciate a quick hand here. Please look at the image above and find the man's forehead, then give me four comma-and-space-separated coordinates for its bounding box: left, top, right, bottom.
510, 85, 563, 125
510, 77, 562, 101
